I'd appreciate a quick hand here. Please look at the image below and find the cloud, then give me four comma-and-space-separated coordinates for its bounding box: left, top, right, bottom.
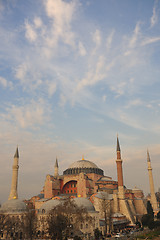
44, 0, 77, 48
150, 0, 159, 28
78, 41, 86, 56
47, 81, 57, 97
25, 21, 37, 42
76, 55, 106, 90
34, 17, 43, 29
106, 30, 115, 51
141, 36, 160, 46
2, 99, 50, 129
125, 99, 143, 109
128, 22, 141, 48
0, 76, 13, 89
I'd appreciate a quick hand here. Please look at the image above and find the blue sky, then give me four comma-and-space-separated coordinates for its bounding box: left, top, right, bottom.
0, 0, 160, 203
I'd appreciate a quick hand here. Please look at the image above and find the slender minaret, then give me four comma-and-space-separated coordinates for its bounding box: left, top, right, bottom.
54, 157, 59, 178
8, 147, 19, 200
147, 150, 158, 214
116, 136, 125, 199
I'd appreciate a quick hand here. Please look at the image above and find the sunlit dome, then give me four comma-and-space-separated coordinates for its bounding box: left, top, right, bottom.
39, 199, 60, 214
69, 160, 98, 169
73, 197, 95, 212
0, 199, 27, 214
63, 159, 104, 176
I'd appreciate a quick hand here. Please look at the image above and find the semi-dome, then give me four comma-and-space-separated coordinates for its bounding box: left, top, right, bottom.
63, 159, 104, 176
39, 199, 60, 214
0, 199, 27, 214
73, 197, 95, 212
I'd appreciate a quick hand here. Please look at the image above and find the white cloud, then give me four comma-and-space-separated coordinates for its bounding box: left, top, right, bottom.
15, 63, 28, 82
3, 99, 50, 129
128, 22, 141, 48
44, 0, 77, 48
0, 76, 7, 87
150, 0, 158, 28
102, 95, 107, 102
0, 76, 13, 89
141, 36, 160, 46
92, 29, 101, 49
34, 17, 43, 29
78, 41, 86, 56
76, 55, 106, 90
47, 81, 57, 97
106, 30, 115, 51
25, 21, 37, 42
125, 99, 143, 109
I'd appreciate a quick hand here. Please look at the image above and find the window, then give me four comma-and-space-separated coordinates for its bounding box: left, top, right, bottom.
42, 209, 45, 214
86, 224, 88, 228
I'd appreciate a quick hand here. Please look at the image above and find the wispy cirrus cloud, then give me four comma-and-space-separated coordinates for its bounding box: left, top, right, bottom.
0, 76, 13, 89
141, 36, 160, 46
1, 99, 51, 129
150, 0, 159, 28
44, 0, 77, 48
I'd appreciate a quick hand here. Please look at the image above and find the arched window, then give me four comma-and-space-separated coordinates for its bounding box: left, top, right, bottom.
42, 209, 45, 214
86, 223, 88, 228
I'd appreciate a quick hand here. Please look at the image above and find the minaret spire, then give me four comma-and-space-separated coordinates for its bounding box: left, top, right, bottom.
116, 135, 124, 199
147, 150, 158, 214
54, 157, 59, 178
8, 147, 19, 200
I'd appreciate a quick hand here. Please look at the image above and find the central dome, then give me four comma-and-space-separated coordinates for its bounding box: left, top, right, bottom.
69, 160, 98, 169
63, 159, 104, 176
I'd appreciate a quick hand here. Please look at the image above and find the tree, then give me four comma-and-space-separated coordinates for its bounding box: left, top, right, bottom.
99, 192, 112, 235
94, 228, 102, 240
47, 198, 91, 240
0, 214, 22, 239
141, 214, 154, 229
23, 209, 38, 240
147, 201, 154, 218
157, 211, 160, 219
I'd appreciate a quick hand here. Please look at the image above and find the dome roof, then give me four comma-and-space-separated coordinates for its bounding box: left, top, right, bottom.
69, 160, 98, 169
73, 197, 95, 212
0, 199, 27, 214
63, 159, 104, 176
39, 199, 60, 214
94, 192, 113, 200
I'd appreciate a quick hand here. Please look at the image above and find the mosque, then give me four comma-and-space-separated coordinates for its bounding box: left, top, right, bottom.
0, 136, 158, 238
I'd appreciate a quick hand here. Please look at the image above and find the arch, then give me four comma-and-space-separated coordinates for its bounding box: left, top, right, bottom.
62, 180, 77, 194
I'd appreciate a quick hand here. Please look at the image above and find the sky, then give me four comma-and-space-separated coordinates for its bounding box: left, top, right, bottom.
0, 0, 160, 204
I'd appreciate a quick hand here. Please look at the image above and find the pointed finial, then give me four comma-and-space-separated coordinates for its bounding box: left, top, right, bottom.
117, 135, 121, 152
55, 157, 58, 167
147, 149, 150, 162
14, 146, 19, 158
82, 155, 84, 160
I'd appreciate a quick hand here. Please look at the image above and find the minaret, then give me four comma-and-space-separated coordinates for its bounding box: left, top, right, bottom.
147, 150, 158, 214
54, 157, 59, 178
116, 136, 125, 199
8, 147, 19, 200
